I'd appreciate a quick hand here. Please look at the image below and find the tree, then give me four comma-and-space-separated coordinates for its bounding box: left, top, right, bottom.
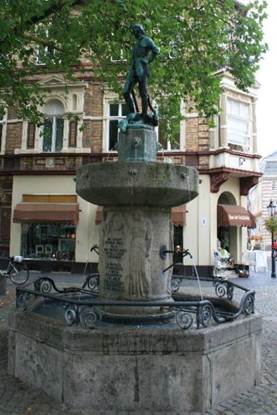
0, 0, 267, 128
265, 216, 277, 237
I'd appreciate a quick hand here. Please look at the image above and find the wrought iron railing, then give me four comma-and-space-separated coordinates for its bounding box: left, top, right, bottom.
15, 274, 255, 331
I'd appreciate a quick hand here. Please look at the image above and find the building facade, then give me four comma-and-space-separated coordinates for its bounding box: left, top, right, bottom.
248, 151, 277, 250
0, 69, 261, 272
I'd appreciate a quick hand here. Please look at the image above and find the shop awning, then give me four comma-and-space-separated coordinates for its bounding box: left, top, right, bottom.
13, 203, 79, 224
217, 204, 255, 227
95, 205, 186, 226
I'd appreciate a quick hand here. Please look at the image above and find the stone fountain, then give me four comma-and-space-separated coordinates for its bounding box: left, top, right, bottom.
77, 126, 198, 322
8, 24, 262, 414
8, 119, 262, 413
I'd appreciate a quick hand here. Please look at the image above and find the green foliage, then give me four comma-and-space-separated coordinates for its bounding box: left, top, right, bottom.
265, 216, 277, 235
0, 0, 268, 130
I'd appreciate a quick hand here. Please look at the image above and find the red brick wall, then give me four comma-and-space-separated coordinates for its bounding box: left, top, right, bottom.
84, 83, 103, 117
185, 117, 209, 152
83, 82, 104, 150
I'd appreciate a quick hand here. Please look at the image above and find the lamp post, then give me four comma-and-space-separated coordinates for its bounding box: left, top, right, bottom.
267, 200, 277, 278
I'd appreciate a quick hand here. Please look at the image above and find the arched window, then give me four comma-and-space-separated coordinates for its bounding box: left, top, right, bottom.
218, 192, 237, 206
43, 99, 64, 152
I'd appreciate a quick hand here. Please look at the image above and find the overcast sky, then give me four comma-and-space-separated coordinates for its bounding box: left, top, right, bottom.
255, 0, 277, 157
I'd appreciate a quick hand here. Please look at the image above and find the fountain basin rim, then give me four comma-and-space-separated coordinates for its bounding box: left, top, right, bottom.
76, 161, 198, 206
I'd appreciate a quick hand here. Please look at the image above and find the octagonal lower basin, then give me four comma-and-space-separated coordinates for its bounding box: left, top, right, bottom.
76, 161, 198, 207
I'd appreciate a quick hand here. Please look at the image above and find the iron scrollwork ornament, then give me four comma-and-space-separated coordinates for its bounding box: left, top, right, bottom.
34, 277, 54, 294
79, 306, 98, 329
199, 303, 213, 328
243, 292, 255, 315
215, 282, 227, 298
87, 275, 99, 292
40, 279, 53, 294
82, 273, 99, 292
64, 304, 79, 326
171, 278, 181, 293
176, 309, 193, 329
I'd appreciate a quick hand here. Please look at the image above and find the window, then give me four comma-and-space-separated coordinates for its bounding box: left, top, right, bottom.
227, 98, 250, 150
35, 31, 55, 65
108, 102, 127, 150
21, 223, 76, 260
43, 99, 64, 152
69, 120, 77, 147
27, 122, 36, 149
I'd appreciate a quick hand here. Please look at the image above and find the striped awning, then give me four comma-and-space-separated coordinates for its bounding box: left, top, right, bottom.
13, 203, 79, 224
217, 204, 255, 227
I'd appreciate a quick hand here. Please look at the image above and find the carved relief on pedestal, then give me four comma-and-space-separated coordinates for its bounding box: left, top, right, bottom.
127, 211, 153, 299
99, 207, 175, 304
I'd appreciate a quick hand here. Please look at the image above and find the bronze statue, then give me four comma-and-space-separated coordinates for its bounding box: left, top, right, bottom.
123, 24, 159, 126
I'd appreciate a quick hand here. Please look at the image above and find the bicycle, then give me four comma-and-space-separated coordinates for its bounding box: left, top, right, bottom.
0, 256, 30, 285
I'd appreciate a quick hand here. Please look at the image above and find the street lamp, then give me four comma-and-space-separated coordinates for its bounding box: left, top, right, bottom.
267, 200, 277, 278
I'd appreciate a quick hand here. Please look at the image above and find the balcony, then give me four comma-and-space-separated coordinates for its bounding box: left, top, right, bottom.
209, 148, 261, 175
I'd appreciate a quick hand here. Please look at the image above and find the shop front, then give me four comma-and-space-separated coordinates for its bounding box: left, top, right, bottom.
12, 191, 80, 269
21, 223, 76, 260
217, 203, 255, 264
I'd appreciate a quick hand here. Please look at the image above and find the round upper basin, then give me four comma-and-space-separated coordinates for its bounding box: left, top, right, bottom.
76, 161, 198, 207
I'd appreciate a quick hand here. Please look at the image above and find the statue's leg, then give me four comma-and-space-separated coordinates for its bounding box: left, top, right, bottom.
138, 73, 148, 120
123, 77, 136, 114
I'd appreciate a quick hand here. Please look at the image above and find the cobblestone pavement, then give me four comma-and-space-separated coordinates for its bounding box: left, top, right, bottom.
1, 270, 277, 414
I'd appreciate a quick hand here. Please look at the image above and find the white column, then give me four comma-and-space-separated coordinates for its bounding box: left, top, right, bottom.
219, 94, 228, 148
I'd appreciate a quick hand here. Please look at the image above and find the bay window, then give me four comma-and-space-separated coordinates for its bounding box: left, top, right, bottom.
227, 98, 250, 151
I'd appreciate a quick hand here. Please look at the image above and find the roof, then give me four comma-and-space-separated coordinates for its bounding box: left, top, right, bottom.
261, 151, 277, 175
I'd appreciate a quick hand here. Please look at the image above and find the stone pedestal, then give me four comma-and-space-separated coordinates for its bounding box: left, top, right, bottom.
98, 206, 174, 319
9, 312, 262, 414
117, 127, 158, 162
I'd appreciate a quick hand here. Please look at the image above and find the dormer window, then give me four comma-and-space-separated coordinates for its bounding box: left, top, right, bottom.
43, 99, 64, 152
227, 98, 250, 151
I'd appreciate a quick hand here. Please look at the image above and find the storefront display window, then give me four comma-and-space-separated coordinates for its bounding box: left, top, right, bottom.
21, 223, 76, 260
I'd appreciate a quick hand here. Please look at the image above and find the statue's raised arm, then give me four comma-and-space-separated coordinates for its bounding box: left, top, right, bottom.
123, 24, 160, 127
